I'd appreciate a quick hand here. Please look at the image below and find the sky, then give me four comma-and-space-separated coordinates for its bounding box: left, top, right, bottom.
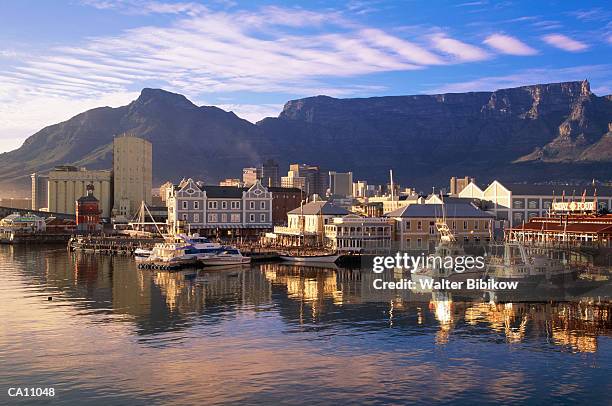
0, 0, 611, 153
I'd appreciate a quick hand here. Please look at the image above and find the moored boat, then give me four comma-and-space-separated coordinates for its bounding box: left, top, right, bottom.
200, 248, 251, 266
279, 252, 340, 263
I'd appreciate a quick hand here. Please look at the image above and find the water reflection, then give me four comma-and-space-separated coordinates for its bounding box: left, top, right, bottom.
1, 245, 611, 404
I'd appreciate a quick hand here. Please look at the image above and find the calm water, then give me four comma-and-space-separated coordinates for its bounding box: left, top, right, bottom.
1, 245, 611, 405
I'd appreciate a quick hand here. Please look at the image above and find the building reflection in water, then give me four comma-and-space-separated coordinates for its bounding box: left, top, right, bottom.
12, 247, 608, 353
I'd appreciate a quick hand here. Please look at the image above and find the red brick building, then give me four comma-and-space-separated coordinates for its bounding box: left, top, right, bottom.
269, 187, 303, 226
76, 184, 102, 232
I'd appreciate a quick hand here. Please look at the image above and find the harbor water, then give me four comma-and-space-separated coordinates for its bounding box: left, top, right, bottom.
1, 245, 611, 405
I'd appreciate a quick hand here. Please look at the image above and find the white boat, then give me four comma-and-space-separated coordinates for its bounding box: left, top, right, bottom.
147, 242, 198, 263
175, 234, 224, 259
134, 247, 152, 260
279, 252, 340, 263
200, 248, 251, 266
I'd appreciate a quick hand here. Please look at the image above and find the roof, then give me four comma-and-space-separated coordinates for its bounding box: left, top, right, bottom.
386, 203, 494, 218
426, 195, 477, 204
77, 195, 99, 203
287, 200, 351, 216
506, 183, 612, 197
268, 187, 302, 193
201, 185, 246, 198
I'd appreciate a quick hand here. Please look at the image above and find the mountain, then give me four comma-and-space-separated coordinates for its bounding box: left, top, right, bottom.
1, 80, 611, 196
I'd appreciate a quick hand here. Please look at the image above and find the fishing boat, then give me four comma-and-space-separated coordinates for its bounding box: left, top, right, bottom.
200, 247, 251, 266
486, 243, 575, 283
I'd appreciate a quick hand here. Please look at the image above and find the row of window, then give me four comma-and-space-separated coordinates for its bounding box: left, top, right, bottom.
180, 200, 267, 210
180, 213, 267, 223
404, 220, 488, 231
405, 236, 490, 247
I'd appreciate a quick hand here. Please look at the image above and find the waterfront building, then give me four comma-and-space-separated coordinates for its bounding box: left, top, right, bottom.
450, 176, 475, 196
76, 184, 102, 233
48, 166, 112, 217
323, 215, 392, 254
242, 167, 260, 187
166, 179, 273, 238
268, 187, 302, 225
113, 134, 152, 219
31, 173, 49, 210
329, 171, 353, 197
219, 178, 243, 187
458, 180, 612, 227
386, 203, 494, 251
260, 159, 280, 187
272, 199, 351, 246
0, 212, 46, 233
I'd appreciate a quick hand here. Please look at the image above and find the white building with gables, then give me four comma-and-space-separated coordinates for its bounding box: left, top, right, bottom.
166, 178, 273, 237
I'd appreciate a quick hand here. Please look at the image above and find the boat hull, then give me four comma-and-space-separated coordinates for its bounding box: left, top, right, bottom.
279, 255, 340, 264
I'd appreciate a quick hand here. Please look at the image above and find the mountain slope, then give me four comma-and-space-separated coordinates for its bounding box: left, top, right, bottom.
0, 81, 611, 196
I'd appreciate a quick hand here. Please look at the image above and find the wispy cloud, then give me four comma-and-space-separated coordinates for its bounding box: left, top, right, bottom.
483, 33, 538, 55
430, 34, 489, 62
80, 0, 209, 16
568, 8, 609, 22
542, 34, 588, 52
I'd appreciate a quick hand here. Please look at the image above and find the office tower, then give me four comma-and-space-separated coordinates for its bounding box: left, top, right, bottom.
31, 172, 49, 210
329, 171, 353, 197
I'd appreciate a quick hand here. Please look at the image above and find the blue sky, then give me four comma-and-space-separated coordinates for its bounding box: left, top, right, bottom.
0, 0, 611, 152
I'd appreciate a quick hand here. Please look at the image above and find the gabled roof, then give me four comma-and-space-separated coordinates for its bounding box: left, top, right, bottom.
386, 203, 494, 218
288, 200, 351, 216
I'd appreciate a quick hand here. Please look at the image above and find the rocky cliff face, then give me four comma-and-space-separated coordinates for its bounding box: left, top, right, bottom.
0, 81, 610, 196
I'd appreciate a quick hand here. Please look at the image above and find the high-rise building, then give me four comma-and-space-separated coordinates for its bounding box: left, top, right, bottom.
450, 176, 475, 196
329, 171, 353, 197
242, 167, 260, 187
353, 180, 368, 198
113, 134, 152, 218
48, 166, 112, 217
285, 163, 328, 197
260, 159, 280, 187
31, 172, 49, 210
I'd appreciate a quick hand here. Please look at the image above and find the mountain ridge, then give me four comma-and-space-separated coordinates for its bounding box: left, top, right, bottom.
1, 80, 611, 196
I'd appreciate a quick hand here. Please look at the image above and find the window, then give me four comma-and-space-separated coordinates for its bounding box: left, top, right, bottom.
463, 221, 468, 230
208, 213, 218, 222
231, 201, 240, 209
474, 221, 478, 230
208, 201, 217, 209
417, 221, 422, 230
193, 201, 199, 209
405, 221, 410, 230
222, 201, 227, 209
260, 214, 265, 222
452, 221, 456, 229
416, 238, 422, 247
231, 214, 240, 223
182, 213, 188, 220
260, 201, 265, 210
249, 201, 255, 210
249, 214, 255, 222
221, 213, 227, 222
182, 201, 188, 210
193, 213, 199, 222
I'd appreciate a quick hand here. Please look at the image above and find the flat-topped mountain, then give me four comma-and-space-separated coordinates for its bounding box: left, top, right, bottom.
1, 80, 610, 196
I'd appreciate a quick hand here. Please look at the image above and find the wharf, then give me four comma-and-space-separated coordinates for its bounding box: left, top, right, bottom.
69, 235, 164, 255
0, 232, 72, 244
